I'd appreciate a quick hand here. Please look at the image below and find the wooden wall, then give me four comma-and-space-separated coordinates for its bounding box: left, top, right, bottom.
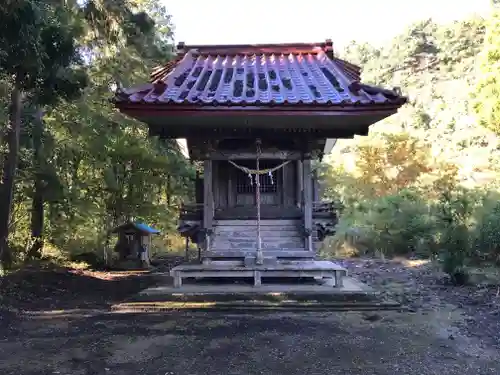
192, 156, 321, 220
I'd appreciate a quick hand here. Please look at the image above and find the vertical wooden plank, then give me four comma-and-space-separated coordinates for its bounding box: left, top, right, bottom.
147, 235, 152, 266
286, 161, 297, 206
296, 160, 303, 208
303, 159, 313, 252
254, 270, 262, 286
195, 169, 203, 204
203, 159, 214, 231
227, 163, 236, 208
281, 159, 287, 206
312, 169, 320, 201
215, 161, 228, 210
173, 272, 182, 288
334, 271, 344, 288
211, 160, 218, 209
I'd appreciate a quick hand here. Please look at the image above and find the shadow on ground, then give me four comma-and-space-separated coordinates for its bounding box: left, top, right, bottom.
0, 264, 159, 313
1, 308, 499, 375
0, 257, 499, 374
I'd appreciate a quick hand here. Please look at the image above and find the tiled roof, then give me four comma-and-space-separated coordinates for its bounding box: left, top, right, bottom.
115, 42, 406, 108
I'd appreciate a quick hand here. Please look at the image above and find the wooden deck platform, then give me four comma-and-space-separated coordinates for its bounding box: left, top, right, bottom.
169, 260, 347, 288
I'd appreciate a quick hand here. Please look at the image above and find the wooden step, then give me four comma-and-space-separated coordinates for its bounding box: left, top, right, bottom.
213, 235, 303, 241
212, 235, 303, 243
214, 226, 300, 233
214, 231, 302, 239
213, 219, 302, 226
211, 246, 305, 252
213, 235, 303, 240
204, 250, 313, 258
212, 238, 305, 249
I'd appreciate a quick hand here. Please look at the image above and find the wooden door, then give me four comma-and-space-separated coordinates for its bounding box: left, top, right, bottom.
234, 160, 281, 207
214, 159, 302, 220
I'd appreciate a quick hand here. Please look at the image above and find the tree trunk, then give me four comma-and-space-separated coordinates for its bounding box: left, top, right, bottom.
0, 86, 23, 270
27, 107, 45, 260
125, 160, 134, 222
166, 174, 171, 206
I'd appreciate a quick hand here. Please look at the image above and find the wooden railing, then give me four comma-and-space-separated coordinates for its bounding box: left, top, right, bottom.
312, 201, 340, 219
180, 201, 339, 221
179, 203, 203, 221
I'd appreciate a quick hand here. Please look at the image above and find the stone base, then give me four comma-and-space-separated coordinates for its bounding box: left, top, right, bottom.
111, 276, 402, 313
169, 260, 347, 288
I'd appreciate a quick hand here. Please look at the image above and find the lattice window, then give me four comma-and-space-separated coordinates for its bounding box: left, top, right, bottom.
235, 160, 278, 194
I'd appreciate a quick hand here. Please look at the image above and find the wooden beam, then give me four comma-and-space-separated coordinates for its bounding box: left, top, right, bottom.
207, 150, 303, 160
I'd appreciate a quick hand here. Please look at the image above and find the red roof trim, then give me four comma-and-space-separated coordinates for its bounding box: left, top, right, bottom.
114, 96, 407, 108
116, 103, 403, 116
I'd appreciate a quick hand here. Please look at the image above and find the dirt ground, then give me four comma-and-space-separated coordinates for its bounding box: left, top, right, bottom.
0, 258, 499, 375
341, 258, 500, 349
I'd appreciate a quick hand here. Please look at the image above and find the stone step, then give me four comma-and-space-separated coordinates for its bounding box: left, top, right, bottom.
112, 301, 402, 313
112, 274, 402, 313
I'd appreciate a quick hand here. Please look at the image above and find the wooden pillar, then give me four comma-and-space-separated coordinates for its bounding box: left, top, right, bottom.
203, 159, 214, 251
302, 159, 313, 252
212, 160, 219, 209
296, 160, 303, 208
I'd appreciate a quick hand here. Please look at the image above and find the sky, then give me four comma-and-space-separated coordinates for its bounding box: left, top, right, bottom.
164, 0, 491, 50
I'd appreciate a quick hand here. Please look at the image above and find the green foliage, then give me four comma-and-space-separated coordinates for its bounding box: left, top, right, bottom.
330, 190, 436, 258
473, 9, 500, 134
0, 0, 193, 265
322, 14, 500, 281
472, 197, 500, 265
0, 0, 95, 268
326, 169, 498, 283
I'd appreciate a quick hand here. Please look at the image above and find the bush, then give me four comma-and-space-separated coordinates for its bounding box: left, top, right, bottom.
473, 198, 500, 265
319, 131, 500, 278
323, 183, 500, 280
441, 251, 469, 285
326, 189, 437, 258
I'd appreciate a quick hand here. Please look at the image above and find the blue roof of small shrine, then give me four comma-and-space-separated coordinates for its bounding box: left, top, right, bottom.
111, 222, 160, 235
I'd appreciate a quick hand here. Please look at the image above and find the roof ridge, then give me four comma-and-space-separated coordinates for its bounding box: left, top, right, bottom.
176, 40, 334, 58
176, 41, 332, 50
